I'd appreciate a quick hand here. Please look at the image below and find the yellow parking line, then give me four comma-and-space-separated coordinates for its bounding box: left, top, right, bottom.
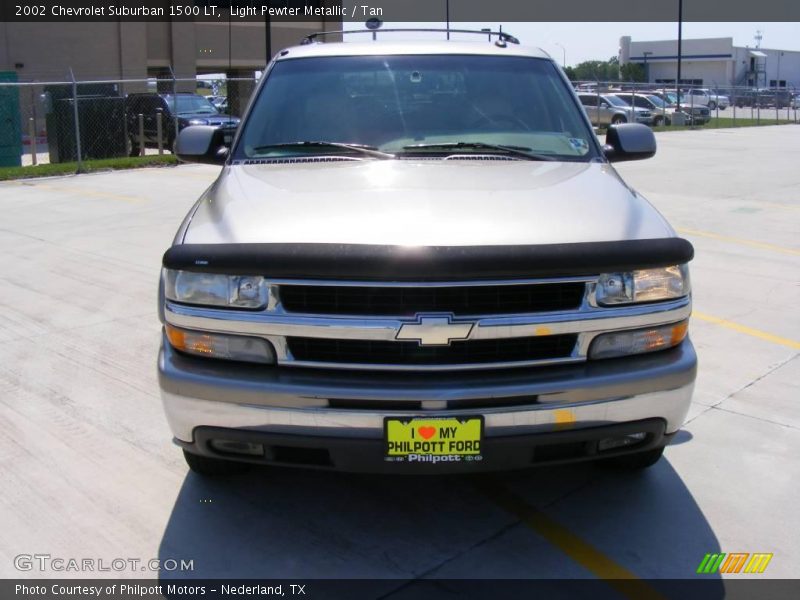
474, 478, 666, 600
677, 228, 800, 256
693, 312, 800, 350
12, 181, 144, 203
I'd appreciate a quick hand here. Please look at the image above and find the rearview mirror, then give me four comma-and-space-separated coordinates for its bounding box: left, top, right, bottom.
175, 125, 229, 165
603, 123, 656, 162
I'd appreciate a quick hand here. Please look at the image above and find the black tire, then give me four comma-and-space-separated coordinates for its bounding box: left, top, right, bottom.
708, 101, 716, 110
183, 450, 250, 476
611, 115, 626, 125
652, 116, 663, 126
600, 446, 665, 470
126, 136, 140, 158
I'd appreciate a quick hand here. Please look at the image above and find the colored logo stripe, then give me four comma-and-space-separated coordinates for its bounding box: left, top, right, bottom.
744, 554, 773, 574
697, 552, 773, 574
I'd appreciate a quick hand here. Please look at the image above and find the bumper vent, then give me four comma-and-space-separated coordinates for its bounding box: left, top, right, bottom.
279, 282, 585, 317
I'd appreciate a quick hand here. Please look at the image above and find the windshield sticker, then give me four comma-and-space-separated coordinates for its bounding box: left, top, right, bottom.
568, 138, 589, 154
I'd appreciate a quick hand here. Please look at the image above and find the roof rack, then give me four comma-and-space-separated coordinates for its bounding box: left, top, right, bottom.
300, 28, 520, 46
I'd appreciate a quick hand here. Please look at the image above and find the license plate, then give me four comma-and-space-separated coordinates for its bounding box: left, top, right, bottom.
384, 417, 483, 463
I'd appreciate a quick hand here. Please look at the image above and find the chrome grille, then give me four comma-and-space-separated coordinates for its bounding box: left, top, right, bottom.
286, 334, 578, 366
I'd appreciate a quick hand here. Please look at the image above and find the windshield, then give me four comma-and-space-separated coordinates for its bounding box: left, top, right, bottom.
604, 95, 629, 107
237, 55, 597, 161
165, 95, 220, 115
646, 95, 667, 108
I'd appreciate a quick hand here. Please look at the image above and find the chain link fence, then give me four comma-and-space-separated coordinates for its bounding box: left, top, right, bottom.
0, 72, 258, 171
572, 80, 799, 130
1, 73, 798, 172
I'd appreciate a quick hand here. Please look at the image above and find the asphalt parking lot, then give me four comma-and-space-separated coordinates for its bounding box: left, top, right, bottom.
1, 126, 798, 590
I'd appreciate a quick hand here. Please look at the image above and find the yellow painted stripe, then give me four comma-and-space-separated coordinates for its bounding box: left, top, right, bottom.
474, 478, 666, 600
693, 312, 800, 350
12, 181, 144, 203
677, 228, 800, 256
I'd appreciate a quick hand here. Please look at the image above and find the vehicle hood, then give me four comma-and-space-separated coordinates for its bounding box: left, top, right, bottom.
181, 159, 674, 246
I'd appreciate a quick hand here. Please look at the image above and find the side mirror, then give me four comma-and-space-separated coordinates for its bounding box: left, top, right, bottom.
603, 123, 656, 162
600, 102, 609, 108
175, 125, 229, 165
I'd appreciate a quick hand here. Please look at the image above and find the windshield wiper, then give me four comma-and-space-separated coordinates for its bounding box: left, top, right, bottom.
399, 142, 555, 161
251, 141, 394, 160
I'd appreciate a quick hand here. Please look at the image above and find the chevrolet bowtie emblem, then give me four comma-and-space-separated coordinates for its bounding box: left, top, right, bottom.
396, 315, 474, 346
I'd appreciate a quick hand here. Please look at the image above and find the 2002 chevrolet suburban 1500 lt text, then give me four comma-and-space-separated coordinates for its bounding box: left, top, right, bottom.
158, 30, 696, 475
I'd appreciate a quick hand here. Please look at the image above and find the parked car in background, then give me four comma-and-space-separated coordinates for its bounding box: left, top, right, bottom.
680, 88, 711, 107
577, 92, 653, 126
651, 91, 711, 124
698, 89, 729, 110
791, 94, 800, 109
125, 93, 240, 155
732, 89, 792, 109
613, 92, 690, 126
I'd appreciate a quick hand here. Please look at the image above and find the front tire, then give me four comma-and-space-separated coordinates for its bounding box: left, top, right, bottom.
708, 101, 717, 110
611, 115, 626, 125
183, 450, 250, 476
126, 136, 140, 158
600, 446, 665, 470
652, 115, 664, 126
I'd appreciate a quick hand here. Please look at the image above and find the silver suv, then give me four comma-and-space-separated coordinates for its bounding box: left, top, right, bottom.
577, 92, 654, 126
160, 30, 696, 475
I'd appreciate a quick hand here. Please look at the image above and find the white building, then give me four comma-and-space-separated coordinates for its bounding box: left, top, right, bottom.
620, 36, 800, 90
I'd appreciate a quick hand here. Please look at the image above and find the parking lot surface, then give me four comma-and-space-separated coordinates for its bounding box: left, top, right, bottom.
0, 126, 798, 587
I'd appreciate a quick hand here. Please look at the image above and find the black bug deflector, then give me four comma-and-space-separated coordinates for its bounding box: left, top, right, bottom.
161, 238, 694, 281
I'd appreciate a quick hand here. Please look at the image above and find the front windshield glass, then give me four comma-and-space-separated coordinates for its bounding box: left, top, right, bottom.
165, 95, 219, 115
604, 95, 629, 107
646, 95, 667, 108
237, 55, 597, 161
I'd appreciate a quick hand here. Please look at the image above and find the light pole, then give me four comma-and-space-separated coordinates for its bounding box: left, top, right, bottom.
642, 51, 653, 83
445, 0, 450, 40
676, 0, 683, 109
555, 43, 566, 68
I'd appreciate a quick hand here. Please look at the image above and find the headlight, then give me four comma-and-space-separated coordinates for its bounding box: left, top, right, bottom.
188, 118, 209, 125
595, 265, 690, 306
166, 324, 275, 364
164, 269, 268, 309
589, 320, 688, 359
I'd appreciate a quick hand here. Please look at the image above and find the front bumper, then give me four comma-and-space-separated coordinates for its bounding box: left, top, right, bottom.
159, 334, 696, 471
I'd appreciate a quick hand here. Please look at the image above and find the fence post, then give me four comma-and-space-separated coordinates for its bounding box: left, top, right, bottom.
595, 81, 600, 127
28, 118, 37, 166
69, 68, 83, 173
138, 113, 145, 156
756, 89, 760, 124
169, 66, 178, 153
156, 109, 163, 155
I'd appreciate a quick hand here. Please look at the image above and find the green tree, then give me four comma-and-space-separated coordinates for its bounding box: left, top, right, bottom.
620, 63, 646, 82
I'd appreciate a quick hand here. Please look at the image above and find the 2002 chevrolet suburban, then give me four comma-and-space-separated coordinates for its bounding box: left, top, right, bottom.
158, 30, 696, 475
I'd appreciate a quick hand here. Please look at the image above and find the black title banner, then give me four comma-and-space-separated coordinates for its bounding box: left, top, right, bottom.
2, 0, 799, 23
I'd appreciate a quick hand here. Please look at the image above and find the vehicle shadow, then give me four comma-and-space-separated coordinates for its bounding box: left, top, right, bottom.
157, 455, 724, 596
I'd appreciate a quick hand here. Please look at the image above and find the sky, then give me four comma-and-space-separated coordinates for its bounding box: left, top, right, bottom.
383, 22, 800, 66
